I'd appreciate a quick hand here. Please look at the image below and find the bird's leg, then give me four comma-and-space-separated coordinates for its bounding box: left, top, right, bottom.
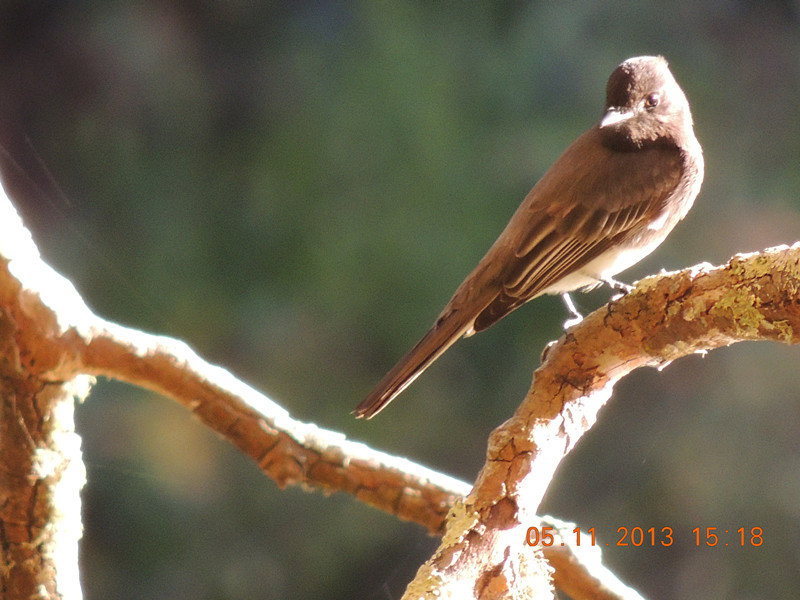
561, 293, 584, 328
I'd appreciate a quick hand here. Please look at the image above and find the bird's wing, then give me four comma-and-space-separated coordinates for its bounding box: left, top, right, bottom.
472, 130, 684, 332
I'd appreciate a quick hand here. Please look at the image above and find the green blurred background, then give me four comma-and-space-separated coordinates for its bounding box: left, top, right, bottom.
2, 2, 800, 599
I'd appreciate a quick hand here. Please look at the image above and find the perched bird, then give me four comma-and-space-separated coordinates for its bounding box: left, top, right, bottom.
354, 55, 703, 419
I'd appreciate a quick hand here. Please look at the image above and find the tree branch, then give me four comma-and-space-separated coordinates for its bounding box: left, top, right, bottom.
1, 192, 89, 599
407, 243, 800, 598
4, 176, 800, 598
0, 186, 466, 535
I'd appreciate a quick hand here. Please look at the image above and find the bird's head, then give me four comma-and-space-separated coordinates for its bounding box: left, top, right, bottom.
599, 55, 694, 149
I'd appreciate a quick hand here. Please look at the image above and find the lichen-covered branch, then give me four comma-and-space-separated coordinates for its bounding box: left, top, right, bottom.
408, 244, 800, 599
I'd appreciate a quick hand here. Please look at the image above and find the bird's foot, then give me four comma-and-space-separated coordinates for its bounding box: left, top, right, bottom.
604, 277, 634, 299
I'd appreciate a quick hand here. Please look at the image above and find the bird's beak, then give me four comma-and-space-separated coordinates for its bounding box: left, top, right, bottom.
600, 107, 634, 128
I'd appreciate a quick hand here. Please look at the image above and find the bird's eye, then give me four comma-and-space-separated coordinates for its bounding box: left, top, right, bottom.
644, 93, 660, 109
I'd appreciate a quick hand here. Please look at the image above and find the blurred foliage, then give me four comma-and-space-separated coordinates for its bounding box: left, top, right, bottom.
1, 1, 800, 599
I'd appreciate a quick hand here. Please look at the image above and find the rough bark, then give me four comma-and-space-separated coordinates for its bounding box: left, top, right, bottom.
405, 246, 800, 598
0, 196, 89, 599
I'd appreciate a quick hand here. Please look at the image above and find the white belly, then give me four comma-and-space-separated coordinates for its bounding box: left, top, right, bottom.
539, 233, 668, 295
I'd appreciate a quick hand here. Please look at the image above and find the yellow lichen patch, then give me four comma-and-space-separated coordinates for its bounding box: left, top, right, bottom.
712, 289, 765, 335
441, 498, 482, 548
770, 319, 794, 344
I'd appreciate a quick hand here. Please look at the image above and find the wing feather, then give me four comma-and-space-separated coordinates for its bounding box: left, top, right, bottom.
471, 129, 684, 332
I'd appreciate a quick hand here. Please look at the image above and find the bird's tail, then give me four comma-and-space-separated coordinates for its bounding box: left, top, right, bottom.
353, 314, 473, 419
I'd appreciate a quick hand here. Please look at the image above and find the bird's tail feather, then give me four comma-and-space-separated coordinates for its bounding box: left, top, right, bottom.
353, 315, 472, 419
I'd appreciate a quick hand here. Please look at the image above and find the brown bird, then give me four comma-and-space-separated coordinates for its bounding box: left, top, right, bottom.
354, 55, 703, 419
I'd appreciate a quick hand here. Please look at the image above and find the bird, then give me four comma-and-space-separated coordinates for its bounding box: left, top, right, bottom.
354, 55, 703, 419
